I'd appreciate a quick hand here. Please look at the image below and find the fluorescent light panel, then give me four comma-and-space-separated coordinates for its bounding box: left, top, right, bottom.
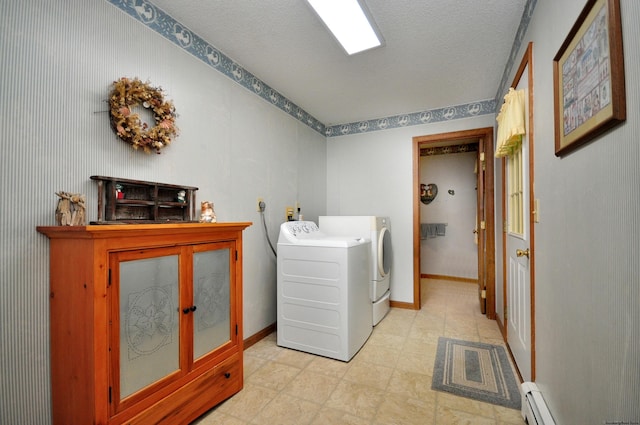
307, 0, 382, 55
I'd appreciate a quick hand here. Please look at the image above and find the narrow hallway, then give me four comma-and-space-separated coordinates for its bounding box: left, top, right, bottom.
195, 279, 525, 424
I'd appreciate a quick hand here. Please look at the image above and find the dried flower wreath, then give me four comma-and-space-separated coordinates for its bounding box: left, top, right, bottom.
108, 77, 178, 154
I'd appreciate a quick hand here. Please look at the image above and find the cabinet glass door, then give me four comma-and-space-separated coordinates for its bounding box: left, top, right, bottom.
193, 246, 231, 360
118, 253, 180, 399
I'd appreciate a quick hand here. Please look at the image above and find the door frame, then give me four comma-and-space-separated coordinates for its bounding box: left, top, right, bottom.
500, 41, 536, 380
412, 127, 496, 318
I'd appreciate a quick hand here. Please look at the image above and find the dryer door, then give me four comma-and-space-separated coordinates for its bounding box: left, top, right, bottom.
378, 227, 392, 277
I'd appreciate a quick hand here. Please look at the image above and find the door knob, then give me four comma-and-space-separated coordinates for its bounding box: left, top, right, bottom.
516, 248, 530, 258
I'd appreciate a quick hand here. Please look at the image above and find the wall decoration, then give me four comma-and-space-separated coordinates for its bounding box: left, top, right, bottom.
109, 77, 178, 154
420, 183, 438, 204
553, 0, 625, 156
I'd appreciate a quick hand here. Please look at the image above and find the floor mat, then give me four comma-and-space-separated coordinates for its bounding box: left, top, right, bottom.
431, 337, 521, 410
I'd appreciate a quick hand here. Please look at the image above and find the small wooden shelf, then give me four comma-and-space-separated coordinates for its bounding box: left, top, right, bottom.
91, 176, 198, 224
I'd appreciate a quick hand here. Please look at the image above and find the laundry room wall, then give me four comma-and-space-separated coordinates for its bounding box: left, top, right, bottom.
0, 1, 326, 423
419, 151, 478, 280
493, 0, 640, 422
326, 115, 494, 304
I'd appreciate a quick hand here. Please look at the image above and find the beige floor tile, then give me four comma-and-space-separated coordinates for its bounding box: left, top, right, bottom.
192, 409, 248, 425
478, 329, 504, 342
311, 406, 372, 425
245, 361, 301, 391
195, 278, 528, 425
366, 329, 406, 350
412, 312, 446, 329
353, 340, 402, 367
216, 383, 278, 422
343, 359, 394, 390
282, 368, 340, 403
421, 301, 448, 313
250, 393, 321, 425
325, 380, 386, 420
444, 328, 481, 341
244, 336, 284, 360
304, 354, 352, 378
395, 348, 435, 376
493, 405, 527, 424
374, 392, 436, 425
407, 326, 442, 343
374, 311, 415, 337
402, 336, 438, 355
446, 313, 480, 325
386, 368, 438, 401
272, 346, 315, 369
480, 335, 509, 346
384, 307, 419, 321
435, 405, 497, 425
437, 392, 496, 418
242, 355, 267, 379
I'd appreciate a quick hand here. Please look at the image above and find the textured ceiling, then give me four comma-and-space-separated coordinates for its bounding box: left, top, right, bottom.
149, 0, 526, 125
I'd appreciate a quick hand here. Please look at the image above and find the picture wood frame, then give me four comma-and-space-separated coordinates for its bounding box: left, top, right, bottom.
553, 0, 625, 156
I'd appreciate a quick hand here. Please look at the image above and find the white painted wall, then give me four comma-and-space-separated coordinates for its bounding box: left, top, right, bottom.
420, 152, 478, 279
326, 116, 493, 303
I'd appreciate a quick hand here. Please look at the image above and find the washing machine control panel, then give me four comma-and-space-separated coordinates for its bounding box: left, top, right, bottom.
282, 221, 319, 238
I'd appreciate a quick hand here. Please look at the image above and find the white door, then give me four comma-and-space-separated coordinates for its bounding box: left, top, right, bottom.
505, 82, 532, 381
506, 142, 531, 381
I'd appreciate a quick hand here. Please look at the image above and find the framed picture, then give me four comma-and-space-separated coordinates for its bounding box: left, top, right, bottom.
553, 0, 626, 156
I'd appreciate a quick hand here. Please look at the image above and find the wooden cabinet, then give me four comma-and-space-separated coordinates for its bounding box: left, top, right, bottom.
90, 176, 198, 223
37, 223, 251, 425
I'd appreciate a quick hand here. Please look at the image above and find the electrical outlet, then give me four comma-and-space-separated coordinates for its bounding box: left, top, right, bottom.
256, 197, 264, 212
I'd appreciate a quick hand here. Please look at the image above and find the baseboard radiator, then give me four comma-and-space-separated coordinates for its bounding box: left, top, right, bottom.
521, 382, 556, 425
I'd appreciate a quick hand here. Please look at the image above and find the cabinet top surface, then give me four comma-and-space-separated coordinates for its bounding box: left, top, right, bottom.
90, 175, 199, 190
37, 222, 252, 238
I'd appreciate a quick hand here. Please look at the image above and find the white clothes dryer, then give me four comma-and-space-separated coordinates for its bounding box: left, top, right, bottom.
319, 216, 392, 325
277, 221, 372, 361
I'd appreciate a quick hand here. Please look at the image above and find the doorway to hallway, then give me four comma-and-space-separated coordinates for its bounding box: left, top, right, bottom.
412, 127, 496, 318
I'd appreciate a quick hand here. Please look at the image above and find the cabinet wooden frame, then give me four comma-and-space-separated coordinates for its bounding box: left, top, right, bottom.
37, 223, 251, 425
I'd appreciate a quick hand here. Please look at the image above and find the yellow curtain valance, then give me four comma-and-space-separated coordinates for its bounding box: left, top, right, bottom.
495, 87, 526, 158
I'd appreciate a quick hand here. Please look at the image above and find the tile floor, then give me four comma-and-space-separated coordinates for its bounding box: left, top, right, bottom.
193, 279, 526, 425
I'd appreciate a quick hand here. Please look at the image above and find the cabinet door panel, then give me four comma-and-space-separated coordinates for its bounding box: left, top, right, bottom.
193, 247, 231, 360
119, 254, 180, 399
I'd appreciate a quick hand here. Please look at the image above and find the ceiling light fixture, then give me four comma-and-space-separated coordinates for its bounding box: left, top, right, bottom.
306, 0, 383, 55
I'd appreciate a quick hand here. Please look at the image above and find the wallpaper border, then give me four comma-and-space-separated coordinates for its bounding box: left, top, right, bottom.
325, 100, 496, 137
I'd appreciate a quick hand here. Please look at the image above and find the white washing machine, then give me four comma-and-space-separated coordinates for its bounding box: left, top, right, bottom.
277, 221, 372, 362
319, 216, 392, 325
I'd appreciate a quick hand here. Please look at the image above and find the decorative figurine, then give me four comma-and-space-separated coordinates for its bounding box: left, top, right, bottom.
199, 201, 217, 223
115, 183, 124, 199
177, 190, 186, 203
55, 191, 86, 226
